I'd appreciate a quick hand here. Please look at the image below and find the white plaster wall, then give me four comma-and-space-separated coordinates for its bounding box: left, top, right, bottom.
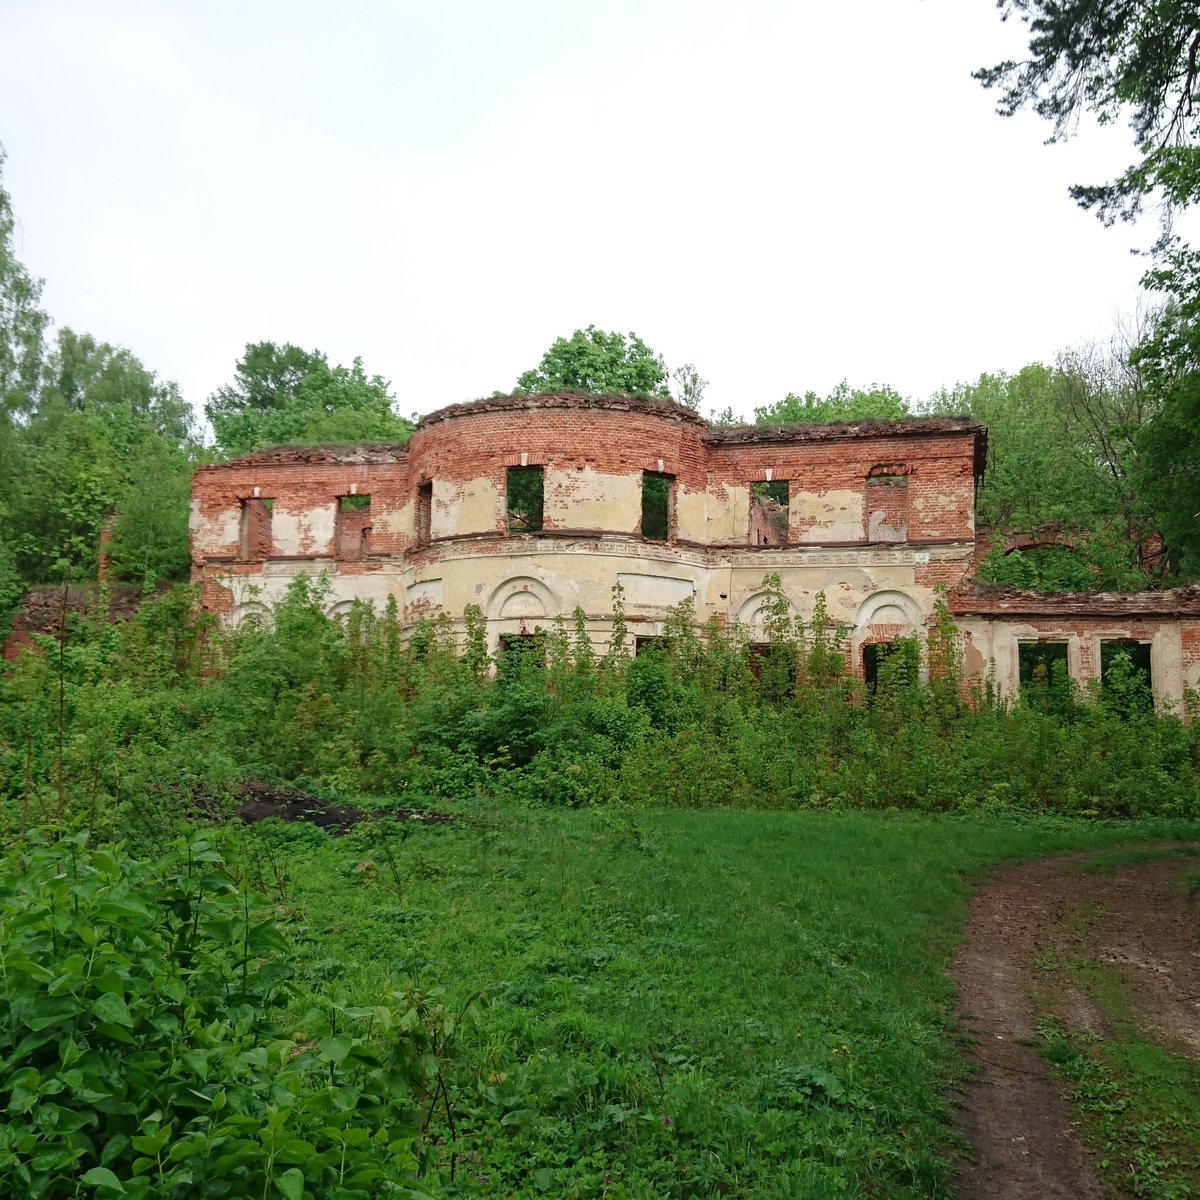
434, 477, 500, 538
272, 502, 335, 556
189, 500, 239, 555
545, 467, 640, 533
1147, 626, 1184, 702
218, 563, 402, 623
375, 496, 412, 539
676, 488, 708, 543
616, 572, 695, 609
794, 490, 865, 543
710, 483, 751, 544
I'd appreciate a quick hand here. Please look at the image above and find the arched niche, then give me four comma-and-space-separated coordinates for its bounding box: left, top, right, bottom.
852, 589, 923, 634
229, 601, 271, 630
326, 599, 360, 622
737, 590, 798, 633
487, 576, 558, 622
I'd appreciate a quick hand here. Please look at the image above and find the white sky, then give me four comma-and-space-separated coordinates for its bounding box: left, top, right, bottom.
0, 0, 1175, 425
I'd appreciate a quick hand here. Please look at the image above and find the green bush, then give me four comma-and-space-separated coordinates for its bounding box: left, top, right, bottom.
0, 830, 440, 1199
1, 575, 1197, 830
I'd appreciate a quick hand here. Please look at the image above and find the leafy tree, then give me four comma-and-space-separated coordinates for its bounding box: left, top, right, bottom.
977, 3, 1200, 581
0, 146, 47, 423
107, 432, 195, 588
754, 381, 909, 425
5, 332, 201, 587
0, 154, 197, 594
930, 363, 1150, 590
1132, 249, 1200, 575
977, 1, 1200, 233
0, 145, 49, 616
514, 325, 669, 397
39, 327, 194, 451
206, 341, 412, 458
671, 362, 708, 410
7, 411, 119, 579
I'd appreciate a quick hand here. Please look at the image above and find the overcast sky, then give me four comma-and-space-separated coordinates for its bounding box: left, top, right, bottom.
0, 0, 1175, 425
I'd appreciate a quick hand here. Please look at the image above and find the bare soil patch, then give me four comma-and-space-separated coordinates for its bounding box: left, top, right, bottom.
232, 782, 453, 832
951, 845, 1200, 1199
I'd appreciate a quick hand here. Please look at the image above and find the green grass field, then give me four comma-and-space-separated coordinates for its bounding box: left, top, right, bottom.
247, 807, 1200, 1199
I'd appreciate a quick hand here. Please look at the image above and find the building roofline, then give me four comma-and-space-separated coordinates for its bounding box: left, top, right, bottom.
949, 582, 1200, 618
415, 391, 707, 428
195, 442, 410, 471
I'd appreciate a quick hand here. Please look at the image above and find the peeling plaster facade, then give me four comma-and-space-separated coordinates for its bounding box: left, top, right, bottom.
190, 393, 1200, 707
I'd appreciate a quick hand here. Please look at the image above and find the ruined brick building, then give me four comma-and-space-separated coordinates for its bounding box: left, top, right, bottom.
189, 393, 1200, 705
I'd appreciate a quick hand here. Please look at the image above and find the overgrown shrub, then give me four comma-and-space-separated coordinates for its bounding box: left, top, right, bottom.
0, 575, 1197, 830
0, 829, 440, 1199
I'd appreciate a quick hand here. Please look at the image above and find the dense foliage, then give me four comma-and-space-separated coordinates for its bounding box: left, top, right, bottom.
978, 1, 1200, 584
0, 831, 439, 1199
1, 577, 1194, 835
753, 382, 910, 425
513, 326, 670, 399
205, 342, 413, 460
930, 358, 1162, 590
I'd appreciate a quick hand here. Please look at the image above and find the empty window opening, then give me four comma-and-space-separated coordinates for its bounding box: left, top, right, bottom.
507, 466, 544, 533
1018, 641, 1072, 711
750, 481, 790, 545
415, 481, 433, 545
1018, 641, 1068, 685
749, 642, 796, 687
641, 471, 674, 541
239, 497, 273, 561
498, 632, 546, 670
1101, 639, 1154, 713
863, 642, 892, 693
635, 635, 670, 657
867, 467, 909, 543
863, 640, 918, 695
337, 494, 372, 560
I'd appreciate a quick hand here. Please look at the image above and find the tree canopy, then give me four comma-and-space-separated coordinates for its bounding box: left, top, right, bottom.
753, 382, 910, 425
979, 2, 1200, 582
205, 342, 412, 459
513, 326, 669, 398
977, 1, 1200, 231
929, 352, 1162, 590
1131, 251, 1200, 575
0, 147, 200, 600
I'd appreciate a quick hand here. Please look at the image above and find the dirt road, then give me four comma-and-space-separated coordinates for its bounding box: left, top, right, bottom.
951, 847, 1200, 1199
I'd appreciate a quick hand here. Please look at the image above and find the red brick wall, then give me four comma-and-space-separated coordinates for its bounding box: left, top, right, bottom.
409, 402, 709, 534
706, 430, 977, 544
192, 403, 981, 563
1180, 622, 1200, 672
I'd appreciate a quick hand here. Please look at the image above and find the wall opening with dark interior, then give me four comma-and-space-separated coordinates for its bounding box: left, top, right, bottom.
415, 481, 432, 545
1101, 639, 1154, 712
337, 494, 372, 560
641, 472, 674, 541
635, 635, 670, 657
749, 642, 796, 695
750, 481, 790, 545
239, 497, 273, 561
863, 639, 919, 696
1018, 640, 1072, 711
863, 642, 893, 693
498, 632, 546, 671
866, 466, 908, 543
506, 466, 544, 533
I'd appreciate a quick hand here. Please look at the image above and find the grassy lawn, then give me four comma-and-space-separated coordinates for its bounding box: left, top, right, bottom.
248, 809, 1199, 1199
